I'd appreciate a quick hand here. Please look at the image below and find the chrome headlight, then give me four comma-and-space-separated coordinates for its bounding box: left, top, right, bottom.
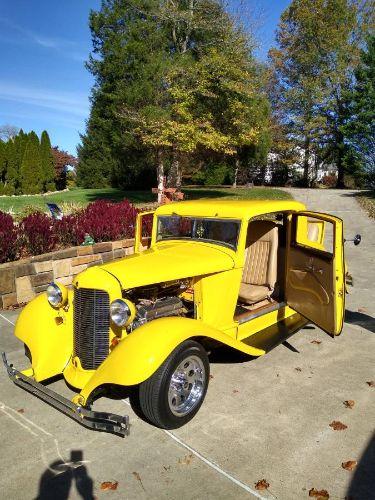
110, 299, 132, 327
46, 283, 65, 307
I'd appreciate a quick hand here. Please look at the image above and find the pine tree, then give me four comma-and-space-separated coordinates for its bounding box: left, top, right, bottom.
5, 140, 18, 195
20, 134, 43, 194
344, 35, 375, 185
11, 130, 28, 193
0, 140, 6, 193
78, 0, 166, 188
0, 141, 5, 178
40, 130, 56, 192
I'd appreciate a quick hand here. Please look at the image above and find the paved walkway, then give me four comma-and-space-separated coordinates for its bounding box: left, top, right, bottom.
0, 189, 374, 500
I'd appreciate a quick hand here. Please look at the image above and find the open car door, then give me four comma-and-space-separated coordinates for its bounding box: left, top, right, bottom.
135, 211, 154, 253
286, 212, 345, 336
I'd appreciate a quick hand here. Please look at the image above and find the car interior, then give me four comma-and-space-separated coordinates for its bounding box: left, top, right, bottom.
234, 213, 287, 322
234, 212, 326, 324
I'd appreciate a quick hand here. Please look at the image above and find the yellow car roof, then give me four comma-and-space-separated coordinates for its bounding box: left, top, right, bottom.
155, 199, 306, 220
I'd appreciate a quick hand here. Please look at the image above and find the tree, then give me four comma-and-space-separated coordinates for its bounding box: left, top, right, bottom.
79, 0, 270, 195
0, 141, 6, 192
344, 35, 375, 185
0, 124, 20, 141
20, 134, 43, 194
269, 0, 369, 187
78, 0, 166, 190
52, 147, 78, 189
4, 140, 18, 195
40, 131, 56, 191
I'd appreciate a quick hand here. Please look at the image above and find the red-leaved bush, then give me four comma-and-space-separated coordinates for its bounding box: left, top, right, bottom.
2, 199, 150, 262
20, 213, 56, 256
54, 200, 139, 247
0, 211, 19, 263
78, 200, 138, 242
53, 214, 82, 248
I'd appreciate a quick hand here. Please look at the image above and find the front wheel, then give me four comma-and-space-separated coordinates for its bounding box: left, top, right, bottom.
138, 340, 209, 429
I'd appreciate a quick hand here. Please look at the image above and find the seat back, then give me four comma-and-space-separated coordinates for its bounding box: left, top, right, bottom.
242, 220, 278, 289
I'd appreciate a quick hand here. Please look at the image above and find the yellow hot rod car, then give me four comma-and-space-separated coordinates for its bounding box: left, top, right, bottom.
3, 199, 358, 436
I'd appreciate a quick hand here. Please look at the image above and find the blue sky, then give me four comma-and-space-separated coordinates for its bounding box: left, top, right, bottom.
0, 0, 289, 155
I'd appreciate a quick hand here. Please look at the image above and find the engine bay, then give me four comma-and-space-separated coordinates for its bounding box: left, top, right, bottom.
125, 279, 194, 331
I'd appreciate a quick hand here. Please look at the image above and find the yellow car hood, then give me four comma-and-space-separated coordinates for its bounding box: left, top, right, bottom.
100, 241, 235, 289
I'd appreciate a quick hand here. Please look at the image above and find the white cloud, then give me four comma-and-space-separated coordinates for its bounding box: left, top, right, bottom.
0, 82, 90, 118
0, 18, 87, 62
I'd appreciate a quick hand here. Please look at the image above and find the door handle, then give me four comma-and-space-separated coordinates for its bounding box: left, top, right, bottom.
305, 263, 323, 274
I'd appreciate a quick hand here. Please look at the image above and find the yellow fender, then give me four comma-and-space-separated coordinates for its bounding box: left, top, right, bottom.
76, 316, 265, 405
15, 292, 73, 382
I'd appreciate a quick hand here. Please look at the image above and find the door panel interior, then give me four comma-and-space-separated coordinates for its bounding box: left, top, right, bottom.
287, 212, 344, 335
288, 246, 334, 332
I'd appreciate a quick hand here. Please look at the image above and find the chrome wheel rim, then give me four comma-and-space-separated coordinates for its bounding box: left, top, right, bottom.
168, 355, 205, 417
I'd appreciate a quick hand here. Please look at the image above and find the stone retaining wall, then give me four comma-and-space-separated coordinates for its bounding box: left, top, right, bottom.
0, 238, 149, 309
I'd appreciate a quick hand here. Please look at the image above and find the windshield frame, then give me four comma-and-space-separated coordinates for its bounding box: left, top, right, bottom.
156, 215, 241, 251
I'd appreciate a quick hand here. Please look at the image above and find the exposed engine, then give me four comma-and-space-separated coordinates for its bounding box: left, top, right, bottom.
125, 279, 193, 331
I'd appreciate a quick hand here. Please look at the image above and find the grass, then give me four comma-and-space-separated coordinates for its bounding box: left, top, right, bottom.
354, 190, 375, 219
0, 186, 292, 214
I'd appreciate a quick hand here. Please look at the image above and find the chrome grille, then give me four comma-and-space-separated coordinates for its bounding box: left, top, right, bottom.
73, 288, 110, 370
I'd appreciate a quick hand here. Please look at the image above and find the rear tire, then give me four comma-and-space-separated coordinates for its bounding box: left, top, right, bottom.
138, 340, 209, 429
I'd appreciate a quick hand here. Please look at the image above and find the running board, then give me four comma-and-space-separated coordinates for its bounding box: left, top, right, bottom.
237, 301, 286, 325
241, 313, 308, 353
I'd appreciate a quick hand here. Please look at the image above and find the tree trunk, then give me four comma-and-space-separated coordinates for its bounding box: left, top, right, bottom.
157, 149, 164, 204
168, 147, 181, 188
336, 133, 345, 188
303, 136, 310, 187
233, 156, 240, 188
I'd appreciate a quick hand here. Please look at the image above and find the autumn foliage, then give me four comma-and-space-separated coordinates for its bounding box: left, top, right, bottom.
0, 199, 146, 263
0, 211, 19, 262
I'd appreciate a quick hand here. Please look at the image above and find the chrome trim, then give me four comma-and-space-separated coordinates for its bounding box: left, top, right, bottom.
73, 288, 110, 370
2, 352, 129, 437
237, 301, 287, 325
168, 355, 205, 417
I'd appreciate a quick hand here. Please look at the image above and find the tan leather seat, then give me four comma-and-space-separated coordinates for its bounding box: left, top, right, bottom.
239, 220, 278, 304
307, 222, 319, 242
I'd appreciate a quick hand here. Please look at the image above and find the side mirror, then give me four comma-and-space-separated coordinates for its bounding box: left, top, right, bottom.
345, 234, 361, 246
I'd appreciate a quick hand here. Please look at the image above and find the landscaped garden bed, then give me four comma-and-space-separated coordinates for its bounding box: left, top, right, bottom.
0, 236, 150, 309
0, 199, 150, 264
0, 198, 152, 308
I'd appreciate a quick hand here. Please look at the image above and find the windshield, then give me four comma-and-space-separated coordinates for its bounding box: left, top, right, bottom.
157, 216, 240, 250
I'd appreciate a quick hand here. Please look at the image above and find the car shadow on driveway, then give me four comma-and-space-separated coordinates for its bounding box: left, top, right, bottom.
347, 432, 375, 500
345, 309, 375, 334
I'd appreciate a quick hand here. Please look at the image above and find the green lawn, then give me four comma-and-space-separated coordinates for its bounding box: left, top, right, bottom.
0, 186, 292, 214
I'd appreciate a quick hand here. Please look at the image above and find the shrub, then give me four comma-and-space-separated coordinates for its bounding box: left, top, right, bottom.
45, 182, 56, 192
4, 199, 142, 261
53, 214, 83, 248
54, 199, 139, 247
78, 200, 138, 242
0, 211, 19, 263
59, 202, 84, 216
321, 174, 337, 188
193, 163, 232, 186
14, 204, 45, 223
20, 212, 55, 256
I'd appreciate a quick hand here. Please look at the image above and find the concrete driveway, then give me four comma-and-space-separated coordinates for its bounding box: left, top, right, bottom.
0, 188, 374, 500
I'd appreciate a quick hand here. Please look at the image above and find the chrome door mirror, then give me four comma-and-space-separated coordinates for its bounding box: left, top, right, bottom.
345, 234, 361, 246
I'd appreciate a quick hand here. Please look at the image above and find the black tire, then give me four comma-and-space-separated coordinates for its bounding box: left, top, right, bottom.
138, 340, 209, 429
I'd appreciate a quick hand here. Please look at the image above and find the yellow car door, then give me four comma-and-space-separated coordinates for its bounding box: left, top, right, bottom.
286, 211, 345, 335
